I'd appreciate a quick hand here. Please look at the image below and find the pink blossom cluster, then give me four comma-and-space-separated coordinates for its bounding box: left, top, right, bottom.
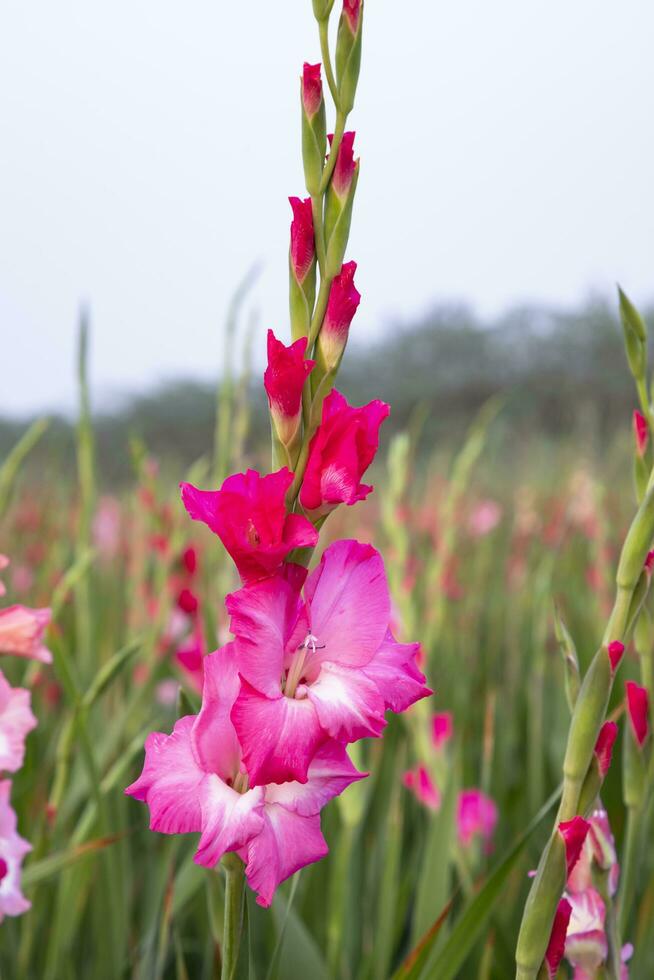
402, 711, 498, 852
0, 556, 51, 922
126, 53, 430, 904
544, 810, 632, 979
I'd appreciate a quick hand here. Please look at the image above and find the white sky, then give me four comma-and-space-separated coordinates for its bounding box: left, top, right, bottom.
1, 1, 653, 416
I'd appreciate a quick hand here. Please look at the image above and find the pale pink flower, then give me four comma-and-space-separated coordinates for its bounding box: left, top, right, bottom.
0, 780, 31, 921
126, 645, 365, 907
92, 496, 122, 559
467, 500, 502, 538
0, 671, 37, 772
228, 540, 430, 786
564, 887, 607, 976
0, 606, 52, 664
567, 809, 619, 897
457, 789, 498, 849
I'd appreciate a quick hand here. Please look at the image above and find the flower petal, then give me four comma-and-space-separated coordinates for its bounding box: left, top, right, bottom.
194, 777, 265, 868
191, 644, 241, 781
243, 804, 328, 907
227, 576, 304, 698
0, 671, 37, 773
362, 633, 432, 713
264, 740, 367, 816
307, 662, 386, 741
231, 680, 325, 786
125, 716, 204, 834
305, 540, 390, 667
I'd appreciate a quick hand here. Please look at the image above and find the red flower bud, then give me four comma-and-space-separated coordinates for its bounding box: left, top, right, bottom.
329, 131, 357, 199
317, 261, 360, 370
289, 196, 315, 284
633, 410, 648, 457
594, 720, 618, 778
626, 681, 650, 747
342, 0, 361, 34
302, 62, 323, 119
182, 545, 197, 576
177, 587, 198, 616
607, 640, 625, 672
645, 550, 654, 575
264, 330, 315, 446
544, 898, 572, 979
558, 816, 590, 876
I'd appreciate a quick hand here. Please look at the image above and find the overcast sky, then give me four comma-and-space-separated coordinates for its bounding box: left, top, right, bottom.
1, 1, 653, 416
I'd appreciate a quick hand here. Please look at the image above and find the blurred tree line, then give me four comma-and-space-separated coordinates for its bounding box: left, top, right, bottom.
1, 295, 650, 485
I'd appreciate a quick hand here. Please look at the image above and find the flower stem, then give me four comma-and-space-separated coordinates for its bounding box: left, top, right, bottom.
221, 854, 246, 980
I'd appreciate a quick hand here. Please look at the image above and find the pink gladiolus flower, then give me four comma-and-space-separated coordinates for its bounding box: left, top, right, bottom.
607, 640, 624, 673
544, 898, 572, 979
626, 681, 649, 747
633, 410, 648, 457
302, 62, 322, 118
92, 496, 122, 559
0, 605, 52, 664
564, 887, 608, 976
318, 261, 360, 369
299, 390, 389, 516
289, 196, 315, 284
431, 711, 453, 749
180, 469, 318, 584
126, 645, 365, 907
594, 721, 618, 778
456, 789, 498, 849
0, 556, 8, 598
0, 780, 31, 922
342, 0, 361, 34
264, 331, 315, 446
559, 817, 590, 876
0, 671, 37, 773
228, 539, 430, 786
402, 765, 440, 811
329, 131, 357, 199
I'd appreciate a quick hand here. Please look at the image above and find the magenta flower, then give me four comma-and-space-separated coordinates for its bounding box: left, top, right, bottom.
559, 816, 590, 876
456, 789, 498, 849
626, 681, 649, 747
301, 63, 323, 119
289, 196, 315, 285
593, 720, 618, 778
0, 671, 37, 773
0, 780, 31, 922
544, 898, 572, 979
0, 605, 52, 664
264, 330, 315, 447
228, 539, 430, 786
606, 640, 625, 673
329, 131, 357, 199
317, 261, 360, 371
180, 469, 318, 584
126, 645, 364, 906
299, 390, 389, 516
431, 711, 453, 749
402, 765, 440, 811
633, 409, 648, 457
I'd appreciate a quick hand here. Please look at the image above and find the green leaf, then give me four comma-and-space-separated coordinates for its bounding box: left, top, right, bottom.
411, 766, 458, 946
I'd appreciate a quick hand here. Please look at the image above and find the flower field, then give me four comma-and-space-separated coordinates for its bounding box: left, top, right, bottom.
1, 3, 653, 978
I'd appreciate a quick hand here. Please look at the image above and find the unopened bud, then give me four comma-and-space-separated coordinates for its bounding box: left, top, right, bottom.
301, 63, 327, 195
264, 330, 315, 450
335, 0, 363, 114
626, 680, 649, 748
315, 261, 360, 381
544, 899, 572, 979
288, 196, 317, 339
324, 132, 359, 277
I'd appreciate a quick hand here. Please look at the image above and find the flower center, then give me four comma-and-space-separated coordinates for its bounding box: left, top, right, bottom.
284, 632, 323, 699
